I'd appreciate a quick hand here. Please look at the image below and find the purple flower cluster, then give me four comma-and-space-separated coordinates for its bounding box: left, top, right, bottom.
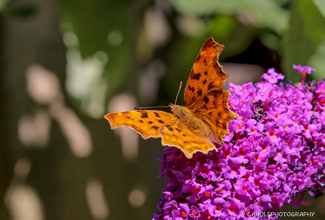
153, 66, 325, 220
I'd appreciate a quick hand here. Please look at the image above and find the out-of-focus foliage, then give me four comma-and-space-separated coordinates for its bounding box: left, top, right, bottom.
0, 0, 8, 11
167, 0, 325, 84
59, 0, 135, 117
314, 0, 325, 17
0, 0, 38, 16
168, 0, 289, 33
283, 0, 325, 82
161, 0, 289, 102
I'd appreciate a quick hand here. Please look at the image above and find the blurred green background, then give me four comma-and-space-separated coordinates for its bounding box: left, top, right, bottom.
1, 0, 325, 219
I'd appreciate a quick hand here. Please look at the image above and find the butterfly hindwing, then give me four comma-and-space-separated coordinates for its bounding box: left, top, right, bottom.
193, 90, 238, 145
105, 109, 215, 159
105, 110, 177, 139
160, 122, 215, 159
184, 37, 229, 108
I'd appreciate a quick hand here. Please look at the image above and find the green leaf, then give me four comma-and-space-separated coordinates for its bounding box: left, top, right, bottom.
0, 0, 8, 11
313, 0, 325, 17
282, 0, 325, 82
308, 39, 325, 81
167, 0, 289, 34
212, 20, 257, 59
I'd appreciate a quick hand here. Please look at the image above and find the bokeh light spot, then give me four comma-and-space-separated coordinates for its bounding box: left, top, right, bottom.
107, 30, 123, 46
128, 189, 146, 208
86, 180, 109, 220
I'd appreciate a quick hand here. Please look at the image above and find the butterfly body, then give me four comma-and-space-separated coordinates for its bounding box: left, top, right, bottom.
105, 37, 238, 159
171, 104, 195, 124
171, 104, 211, 139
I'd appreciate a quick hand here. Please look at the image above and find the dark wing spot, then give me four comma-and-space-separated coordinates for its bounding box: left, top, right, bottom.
188, 86, 195, 92
204, 71, 208, 76
202, 79, 207, 85
141, 112, 148, 118
197, 89, 202, 96
192, 72, 201, 80
158, 120, 165, 124
208, 82, 215, 90
151, 126, 159, 130
184, 141, 189, 144
139, 120, 143, 123
175, 128, 181, 132
126, 117, 130, 119
166, 125, 174, 131
203, 59, 206, 63
196, 54, 201, 62
190, 70, 194, 79
154, 112, 160, 118
213, 57, 219, 69
202, 105, 208, 110
148, 121, 153, 124
203, 96, 209, 103
183, 134, 187, 137
218, 112, 222, 118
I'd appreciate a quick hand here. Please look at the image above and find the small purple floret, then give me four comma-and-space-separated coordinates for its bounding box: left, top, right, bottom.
293, 64, 316, 74
261, 68, 285, 83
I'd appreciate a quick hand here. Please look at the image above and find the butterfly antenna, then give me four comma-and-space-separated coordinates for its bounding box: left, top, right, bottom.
174, 81, 182, 105
134, 81, 182, 109
133, 106, 169, 110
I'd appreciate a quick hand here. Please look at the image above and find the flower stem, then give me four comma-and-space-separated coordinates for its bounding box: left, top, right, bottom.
301, 71, 307, 85
298, 190, 306, 202
311, 93, 320, 106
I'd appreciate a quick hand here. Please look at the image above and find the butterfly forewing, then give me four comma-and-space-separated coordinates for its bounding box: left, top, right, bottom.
105, 110, 177, 139
184, 37, 229, 108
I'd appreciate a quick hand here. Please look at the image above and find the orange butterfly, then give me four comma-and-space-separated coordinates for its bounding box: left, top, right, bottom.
104, 37, 238, 159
